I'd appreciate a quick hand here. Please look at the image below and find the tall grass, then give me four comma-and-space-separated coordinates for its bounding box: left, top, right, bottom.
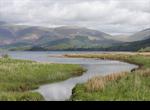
85, 72, 129, 92
71, 53, 150, 101
0, 58, 85, 101
0, 92, 44, 101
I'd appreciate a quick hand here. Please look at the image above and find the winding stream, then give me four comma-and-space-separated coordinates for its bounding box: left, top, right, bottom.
8, 51, 138, 101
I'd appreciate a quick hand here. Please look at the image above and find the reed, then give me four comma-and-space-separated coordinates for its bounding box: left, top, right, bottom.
71, 53, 150, 101
85, 72, 129, 92
85, 77, 105, 92
0, 58, 85, 101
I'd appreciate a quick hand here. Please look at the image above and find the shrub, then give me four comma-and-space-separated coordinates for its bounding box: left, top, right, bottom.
1, 54, 10, 59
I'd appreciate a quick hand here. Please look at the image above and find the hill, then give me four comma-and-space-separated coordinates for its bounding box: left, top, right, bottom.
128, 28, 150, 42
0, 23, 121, 50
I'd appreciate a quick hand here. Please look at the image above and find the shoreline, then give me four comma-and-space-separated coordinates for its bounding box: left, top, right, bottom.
69, 53, 150, 101
1, 52, 148, 101
34, 58, 136, 101
64, 53, 141, 69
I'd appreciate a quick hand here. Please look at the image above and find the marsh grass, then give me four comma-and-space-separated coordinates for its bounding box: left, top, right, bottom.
0, 92, 44, 101
85, 77, 105, 92
85, 72, 129, 92
0, 58, 85, 101
71, 53, 150, 101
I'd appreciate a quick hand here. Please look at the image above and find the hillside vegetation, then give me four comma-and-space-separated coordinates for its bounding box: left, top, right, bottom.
0, 24, 120, 50
0, 23, 150, 51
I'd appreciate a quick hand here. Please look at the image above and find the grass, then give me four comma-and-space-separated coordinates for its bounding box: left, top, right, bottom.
65, 53, 150, 68
139, 47, 150, 52
0, 58, 86, 101
0, 92, 44, 101
69, 53, 150, 101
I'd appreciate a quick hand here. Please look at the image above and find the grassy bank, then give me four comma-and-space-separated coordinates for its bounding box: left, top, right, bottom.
0, 58, 85, 101
68, 53, 150, 101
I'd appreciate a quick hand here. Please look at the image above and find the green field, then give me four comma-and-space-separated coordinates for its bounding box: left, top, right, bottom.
69, 53, 150, 101
0, 58, 85, 101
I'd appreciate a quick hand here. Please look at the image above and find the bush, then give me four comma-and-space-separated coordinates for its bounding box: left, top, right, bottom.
1, 54, 10, 59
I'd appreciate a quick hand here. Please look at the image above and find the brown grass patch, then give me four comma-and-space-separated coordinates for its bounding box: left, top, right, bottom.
85, 77, 105, 92
85, 72, 129, 92
137, 69, 150, 77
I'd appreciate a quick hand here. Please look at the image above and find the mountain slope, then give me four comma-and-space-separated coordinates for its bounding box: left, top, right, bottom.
0, 23, 122, 50
107, 37, 150, 51
128, 28, 150, 42
107, 28, 150, 42
54, 26, 111, 40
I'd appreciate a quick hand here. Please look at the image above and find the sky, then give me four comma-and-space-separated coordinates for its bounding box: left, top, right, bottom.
0, 0, 150, 35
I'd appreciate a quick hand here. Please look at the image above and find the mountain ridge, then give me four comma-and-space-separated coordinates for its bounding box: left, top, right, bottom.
0, 22, 122, 50
0, 21, 150, 51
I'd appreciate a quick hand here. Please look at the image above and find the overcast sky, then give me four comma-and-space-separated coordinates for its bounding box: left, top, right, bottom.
0, 0, 150, 35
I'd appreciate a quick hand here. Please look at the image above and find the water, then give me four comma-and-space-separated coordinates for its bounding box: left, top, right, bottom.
8, 51, 138, 101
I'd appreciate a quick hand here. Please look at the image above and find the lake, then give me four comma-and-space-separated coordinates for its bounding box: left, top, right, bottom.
7, 51, 138, 101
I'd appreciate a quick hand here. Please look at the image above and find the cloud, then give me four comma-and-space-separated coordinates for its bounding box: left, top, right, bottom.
0, 0, 150, 35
